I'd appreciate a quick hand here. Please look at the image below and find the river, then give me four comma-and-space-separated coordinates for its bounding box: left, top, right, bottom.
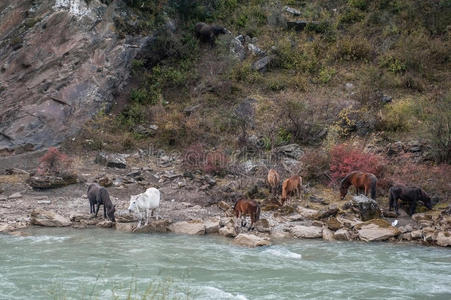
1, 228, 450, 299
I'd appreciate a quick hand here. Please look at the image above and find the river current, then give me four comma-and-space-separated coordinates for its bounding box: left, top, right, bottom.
1, 228, 450, 299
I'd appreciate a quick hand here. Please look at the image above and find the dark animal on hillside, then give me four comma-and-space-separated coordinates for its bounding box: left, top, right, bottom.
87, 183, 116, 222
389, 185, 432, 216
281, 175, 302, 205
233, 198, 261, 231
340, 171, 377, 200
194, 22, 229, 46
267, 169, 280, 196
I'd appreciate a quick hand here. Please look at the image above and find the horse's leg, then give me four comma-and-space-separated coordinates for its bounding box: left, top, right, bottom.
394, 197, 399, 215
409, 201, 417, 216
95, 203, 101, 217
103, 203, 107, 219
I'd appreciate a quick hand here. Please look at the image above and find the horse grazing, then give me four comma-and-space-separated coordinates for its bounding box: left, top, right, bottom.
340, 171, 377, 200
194, 22, 229, 46
233, 198, 261, 231
281, 175, 302, 205
267, 169, 280, 195
87, 183, 116, 222
389, 185, 432, 216
128, 187, 160, 227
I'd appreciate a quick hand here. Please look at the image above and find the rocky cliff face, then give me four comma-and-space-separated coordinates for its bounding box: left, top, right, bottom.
0, 0, 147, 152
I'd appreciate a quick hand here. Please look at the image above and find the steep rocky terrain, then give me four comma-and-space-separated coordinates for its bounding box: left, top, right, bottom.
0, 0, 146, 152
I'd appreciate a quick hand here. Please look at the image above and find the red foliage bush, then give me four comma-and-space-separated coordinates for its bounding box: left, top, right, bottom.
183, 143, 229, 175
329, 143, 386, 185
37, 147, 72, 176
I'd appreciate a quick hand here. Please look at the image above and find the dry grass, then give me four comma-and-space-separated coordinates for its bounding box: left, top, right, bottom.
0, 174, 28, 184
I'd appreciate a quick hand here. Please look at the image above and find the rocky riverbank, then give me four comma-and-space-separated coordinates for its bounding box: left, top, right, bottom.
0, 150, 450, 248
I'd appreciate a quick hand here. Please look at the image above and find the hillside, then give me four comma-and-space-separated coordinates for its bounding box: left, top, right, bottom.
70, 0, 450, 199
0, 0, 450, 201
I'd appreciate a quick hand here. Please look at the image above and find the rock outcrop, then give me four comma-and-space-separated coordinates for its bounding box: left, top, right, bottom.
0, 0, 147, 151
233, 233, 271, 247
30, 209, 71, 227
346, 195, 381, 221
290, 225, 323, 239
356, 219, 400, 242
168, 220, 206, 235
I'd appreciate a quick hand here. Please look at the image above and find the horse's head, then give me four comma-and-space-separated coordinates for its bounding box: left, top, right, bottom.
339, 176, 351, 200
107, 205, 116, 222
128, 195, 138, 213
212, 25, 228, 36
421, 190, 433, 210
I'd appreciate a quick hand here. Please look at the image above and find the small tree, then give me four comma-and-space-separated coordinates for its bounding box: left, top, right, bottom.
37, 147, 72, 176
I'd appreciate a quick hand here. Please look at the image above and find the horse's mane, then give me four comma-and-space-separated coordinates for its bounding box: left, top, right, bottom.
340, 172, 356, 187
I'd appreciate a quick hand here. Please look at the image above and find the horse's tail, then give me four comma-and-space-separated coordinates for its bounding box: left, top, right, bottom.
370, 175, 377, 199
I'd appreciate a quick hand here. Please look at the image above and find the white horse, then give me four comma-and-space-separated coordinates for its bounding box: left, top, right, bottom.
128, 187, 160, 227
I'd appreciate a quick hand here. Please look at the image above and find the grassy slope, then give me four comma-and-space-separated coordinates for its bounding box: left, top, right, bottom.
68, 0, 450, 199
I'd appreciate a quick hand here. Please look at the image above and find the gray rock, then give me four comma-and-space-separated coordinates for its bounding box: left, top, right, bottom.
252, 56, 272, 71
356, 219, 400, 242
283, 6, 301, 16
348, 195, 381, 221
233, 233, 271, 247
334, 229, 351, 241
381, 95, 393, 104
322, 227, 335, 241
230, 36, 246, 61
247, 43, 265, 56
290, 225, 323, 239
287, 20, 311, 31
27, 174, 77, 189
8, 192, 22, 200
95, 152, 127, 169
168, 221, 206, 235
31, 209, 71, 227
274, 144, 304, 159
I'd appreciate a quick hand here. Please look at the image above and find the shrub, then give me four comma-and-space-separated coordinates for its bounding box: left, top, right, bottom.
425, 93, 451, 163
348, 0, 369, 10
379, 99, 418, 132
333, 37, 373, 62
183, 143, 229, 175
339, 8, 365, 25
329, 143, 386, 184
37, 147, 72, 176
300, 149, 331, 183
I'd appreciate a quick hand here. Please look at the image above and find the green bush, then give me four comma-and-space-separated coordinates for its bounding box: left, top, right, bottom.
379, 99, 418, 132
348, 0, 369, 10
339, 8, 365, 25
333, 37, 373, 62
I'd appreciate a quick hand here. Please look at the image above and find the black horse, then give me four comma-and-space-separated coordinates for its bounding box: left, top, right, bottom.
87, 183, 116, 222
389, 185, 432, 216
194, 22, 229, 46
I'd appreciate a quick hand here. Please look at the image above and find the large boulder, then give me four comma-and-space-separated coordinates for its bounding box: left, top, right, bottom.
233, 233, 271, 247
31, 209, 71, 227
95, 153, 127, 169
96, 220, 114, 228
204, 218, 220, 234
133, 219, 171, 233
273, 144, 304, 160
334, 229, 351, 241
27, 174, 77, 189
326, 217, 342, 231
346, 195, 381, 221
252, 56, 272, 71
315, 205, 339, 219
297, 207, 319, 219
255, 219, 271, 233
322, 227, 335, 241
356, 219, 400, 242
290, 225, 323, 239
435, 231, 451, 247
169, 221, 206, 235
115, 222, 135, 232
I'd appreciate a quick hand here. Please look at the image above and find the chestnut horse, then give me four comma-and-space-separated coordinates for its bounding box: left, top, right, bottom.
339, 171, 377, 200
389, 185, 432, 216
233, 199, 261, 231
281, 175, 302, 205
267, 169, 280, 195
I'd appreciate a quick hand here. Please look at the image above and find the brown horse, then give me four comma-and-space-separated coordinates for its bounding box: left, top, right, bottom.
389, 185, 432, 216
233, 198, 261, 231
339, 171, 377, 200
281, 175, 302, 205
267, 169, 280, 195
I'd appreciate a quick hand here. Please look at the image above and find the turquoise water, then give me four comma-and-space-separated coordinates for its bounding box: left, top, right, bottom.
1, 228, 450, 300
